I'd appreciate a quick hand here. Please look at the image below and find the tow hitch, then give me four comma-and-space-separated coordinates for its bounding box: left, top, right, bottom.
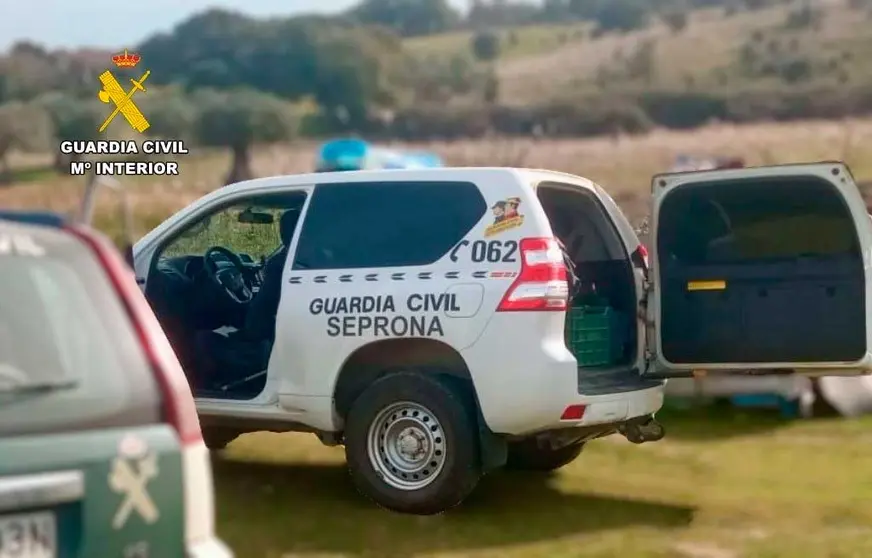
619, 416, 665, 444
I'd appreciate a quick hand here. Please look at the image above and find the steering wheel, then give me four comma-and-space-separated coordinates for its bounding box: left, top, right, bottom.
203, 246, 254, 304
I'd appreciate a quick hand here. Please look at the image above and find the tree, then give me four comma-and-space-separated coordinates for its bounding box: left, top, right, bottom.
778, 57, 812, 84
305, 24, 403, 131
349, 0, 461, 37
540, 0, 572, 22
0, 43, 59, 101
38, 93, 102, 171
483, 70, 499, 104
567, 0, 651, 33
738, 43, 759, 75
625, 39, 657, 84
138, 11, 402, 132
467, 0, 540, 27
0, 42, 105, 102
138, 86, 197, 141
137, 10, 261, 90
593, 0, 651, 33
191, 89, 297, 185
471, 31, 501, 62
0, 102, 52, 183
784, 2, 824, 30
661, 10, 688, 33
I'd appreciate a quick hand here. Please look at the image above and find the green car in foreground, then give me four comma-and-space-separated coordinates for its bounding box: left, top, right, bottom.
0, 213, 231, 558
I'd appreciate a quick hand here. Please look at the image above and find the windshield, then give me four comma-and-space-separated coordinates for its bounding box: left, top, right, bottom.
0, 223, 160, 434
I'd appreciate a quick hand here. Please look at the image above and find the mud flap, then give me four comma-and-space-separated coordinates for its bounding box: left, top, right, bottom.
477, 407, 507, 472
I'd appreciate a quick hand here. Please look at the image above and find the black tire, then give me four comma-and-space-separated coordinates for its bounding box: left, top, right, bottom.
506, 439, 585, 472
203, 427, 238, 451
344, 371, 481, 515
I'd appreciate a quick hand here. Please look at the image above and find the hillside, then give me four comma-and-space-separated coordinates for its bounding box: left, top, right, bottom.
405, 0, 872, 106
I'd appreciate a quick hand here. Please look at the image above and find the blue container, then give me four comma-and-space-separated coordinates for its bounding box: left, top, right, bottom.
730, 394, 799, 418
316, 138, 369, 171
316, 139, 443, 172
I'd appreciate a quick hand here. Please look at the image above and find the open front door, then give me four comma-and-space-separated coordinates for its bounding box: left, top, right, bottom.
648, 162, 872, 377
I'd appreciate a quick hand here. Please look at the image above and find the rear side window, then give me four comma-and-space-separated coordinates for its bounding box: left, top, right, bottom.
0, 225, 159, 436
293, 181, 487, 270
658, 176, 861, 265
537, 182, 629, 262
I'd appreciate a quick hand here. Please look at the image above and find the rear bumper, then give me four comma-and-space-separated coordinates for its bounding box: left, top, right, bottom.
462, 314, 665, 436
480, 366, 665, 437
188, 537, 234, 558
570, 384, 665, 427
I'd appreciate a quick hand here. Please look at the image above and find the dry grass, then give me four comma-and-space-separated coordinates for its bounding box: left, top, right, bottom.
2, 118, 870, 241
405, 23, 590, 62
403, 2, 872, 105
493, 6, 792, 102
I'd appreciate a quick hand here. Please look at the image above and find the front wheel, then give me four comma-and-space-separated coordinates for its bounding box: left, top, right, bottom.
344, 372, 481, 515
506, 439, 585, 472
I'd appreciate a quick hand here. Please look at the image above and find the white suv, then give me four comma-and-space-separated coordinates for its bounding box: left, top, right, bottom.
133, 163, 872, 514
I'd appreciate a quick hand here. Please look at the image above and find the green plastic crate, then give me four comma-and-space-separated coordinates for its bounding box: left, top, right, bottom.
566, 305, 623, 367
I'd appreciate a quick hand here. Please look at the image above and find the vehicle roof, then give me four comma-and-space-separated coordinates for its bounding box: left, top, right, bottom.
0, 210, 68, 228
136, 167, 597, 251
0, 216, 76, 252
217, 167, 596, 195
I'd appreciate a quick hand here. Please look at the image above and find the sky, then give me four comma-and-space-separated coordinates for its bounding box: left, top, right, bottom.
0, 0, 470, 51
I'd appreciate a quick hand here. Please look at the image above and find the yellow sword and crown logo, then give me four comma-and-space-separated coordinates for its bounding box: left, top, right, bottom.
97, 50, 151, 134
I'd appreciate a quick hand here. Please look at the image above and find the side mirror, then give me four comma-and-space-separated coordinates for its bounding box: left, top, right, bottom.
237, 209, 274, 224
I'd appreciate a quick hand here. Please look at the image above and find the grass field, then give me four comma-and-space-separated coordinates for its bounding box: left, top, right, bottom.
4, 118, 872, 556
213, 407, 872, 558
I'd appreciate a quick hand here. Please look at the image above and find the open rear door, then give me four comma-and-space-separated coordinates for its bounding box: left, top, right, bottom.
648, 162, 872, 377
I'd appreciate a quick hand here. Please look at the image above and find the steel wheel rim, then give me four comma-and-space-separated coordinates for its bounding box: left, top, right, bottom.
366, 401, 447, 491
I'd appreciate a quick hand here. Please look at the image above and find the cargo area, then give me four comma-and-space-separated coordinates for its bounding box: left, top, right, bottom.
537, 182, 649, 394
656, 175, 866, 364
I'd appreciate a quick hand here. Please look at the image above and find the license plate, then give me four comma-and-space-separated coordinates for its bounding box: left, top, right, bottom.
0, 512, 56, 558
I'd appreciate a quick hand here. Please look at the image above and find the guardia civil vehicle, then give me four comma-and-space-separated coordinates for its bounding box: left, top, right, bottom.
132, 163, 872, 514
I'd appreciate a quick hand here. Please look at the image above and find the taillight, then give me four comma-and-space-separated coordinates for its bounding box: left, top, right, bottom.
67, 226, 203, 444
560, 404, 586, 421
633, 244, 649, 270
496, 237, 569, 312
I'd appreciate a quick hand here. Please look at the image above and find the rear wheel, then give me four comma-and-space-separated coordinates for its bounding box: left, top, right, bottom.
344, 371, 481, 515
506, 439, 585, 472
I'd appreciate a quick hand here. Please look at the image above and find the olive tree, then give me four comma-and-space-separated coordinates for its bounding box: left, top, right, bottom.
191, 88, 297, 185
471, 31, 501, 63
38, 93, 101, 171
0, 101, 52, 183
139, 86, 198, 142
